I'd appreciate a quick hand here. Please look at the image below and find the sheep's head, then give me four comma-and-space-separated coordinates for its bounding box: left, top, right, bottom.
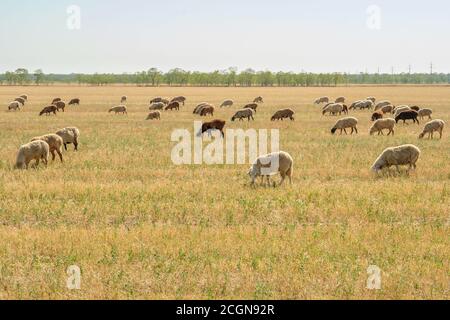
331, 128, 337, 135
418, 132, 425, 139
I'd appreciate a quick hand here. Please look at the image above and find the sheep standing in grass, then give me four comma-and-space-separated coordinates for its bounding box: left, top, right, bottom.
15, 140, 49, 169
375, 100, 392, 111
322, 103, 344, 116
165, 101, 180, 111
20, 94, 28, 101
171, 96, 186, 105
194, 103, 214, 115
271, 109, 295, 121
121, 96, 127, 103
56, 127, 80, 151
8, 101, 21, 111
369, 118, 396, 136
349, 100, 362, 110
149, 102, 165, 110
371, 144, 421, 174
395, 110, 419, 125
353, 100, 373, 110
331, 117, 358, 135
200, 105, 214, 117
52, 98, 62, 105
69, 98, 80, 106
380, 105, 394, 114
314, 97, 329, 105
198, 119, 226, 137
231, 109, 255, 121
335, 96, 346, 103
244, 103, 258, 113
419, 119, 445, 139
31, 134, 64, 162
371, 111, 383, 121
254, 96, 264, 103
418, 108, 433, 120
248, 151, 294, 186
55, 101, 66, 112
146, 111, 161, 120
39, 105, 57, 116
220, 99, 234, 108
367, 97, 376, 103
15, 97, 26, 106
109, 105, 127, 114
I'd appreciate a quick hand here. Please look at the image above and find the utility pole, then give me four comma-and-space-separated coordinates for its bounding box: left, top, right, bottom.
408, 65, 412, 74
430, 62, 433, 75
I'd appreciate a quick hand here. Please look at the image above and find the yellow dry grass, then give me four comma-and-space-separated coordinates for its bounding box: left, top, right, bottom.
0, 86, 448, 300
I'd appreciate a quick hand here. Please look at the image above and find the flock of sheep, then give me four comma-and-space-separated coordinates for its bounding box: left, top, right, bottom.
6, 93, 446, 186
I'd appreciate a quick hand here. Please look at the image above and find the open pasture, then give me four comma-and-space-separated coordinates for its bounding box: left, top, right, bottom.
0, 85, 448, 299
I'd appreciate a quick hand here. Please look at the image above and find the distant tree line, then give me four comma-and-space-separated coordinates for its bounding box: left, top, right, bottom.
1, 68, 449, 86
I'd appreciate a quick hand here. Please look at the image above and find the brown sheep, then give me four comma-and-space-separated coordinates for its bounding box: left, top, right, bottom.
146, 111, 161, 120
395, 110, 419, 125
335, 96, 346, 103
165, 101, 180, 111
52, 98, 62, 105
170, 96, 186, 105
198, 119, 226, 137
68, 98, 80, 106
271, 109, 295, 121
253, 96, 264, 103
55, 101, 66, 112
244, 103, 258, 113
200, 105, 214, 117
380, 105, 394, 114
410, 106, 420, 112
15, 97, 26, 106
39, 105, 57, 116
371, 111, 383, 121
121, 96, 127, 103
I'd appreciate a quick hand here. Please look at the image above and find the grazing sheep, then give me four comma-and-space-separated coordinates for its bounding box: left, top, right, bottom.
220, 99, 234, 108
349, 100, 362, 110
419, 119, 445, 139
418, 108, 433, 120
395, 110, 419, 125
15, 97, 26, 106
52, 98, 62, 105
193, 103, 212, 115
369, 118, 396, 136
200, 105, 214, 117
248, 151, 294, 186
146, 111, 161, 120
410, 106, 420, 112
15, 140, 49, 170
231, 108, 255, 121
171, 96, 186, 105
331, 117, 358, 135
165, 101, 180, 111
375, 100, 392, 111
244, 103, 258, 113
353, 100, 373, 110
366, 97, 376, 103
39, 105, 57, 116
109, 105, 127, 114
380, 105, 394, 114
314, 96, 329, 105
322, 103, 344, 116
271, 108, 295, 121
150, 97, 164, 104
198, 119, 226, 137
149, 102, 165, 110
8, 101, 21, 111
371, 111, 383, 121
393, 106, 411, 117
20, 94, 28, 101
68, 98, 80, 106
55, 101, 66, 112
121, 96, 127, 103
161, 98, 170, 105
335, 96, 346, 103
56, 127, 80, 151
371, 144, 421, 173
253, 96, 264, 103
31, 134, 64, 162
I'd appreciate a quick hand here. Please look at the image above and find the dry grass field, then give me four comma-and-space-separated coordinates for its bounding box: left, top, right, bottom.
0, 85, 448, 299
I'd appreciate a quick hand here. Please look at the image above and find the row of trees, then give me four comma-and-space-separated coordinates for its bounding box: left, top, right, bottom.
1, 68, 450, 86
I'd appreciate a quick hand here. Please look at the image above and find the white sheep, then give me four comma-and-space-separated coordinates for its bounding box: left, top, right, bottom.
419, 119, 445, 139
15, 140, 50, 169
375, 100, 392, 111
248, 151, 294, 186
109, 105, 127, 114
331, 117, 358, 135
314, 96, 329, 104
31, 134, 64, 162
366, 97, 376, 103
369, 118, 396, 136
371, 144, 421, 174
322, 103, 343, 116
352, 100, 373, 110
231, 108, 255, 121
56, 127, 80, 151
418, 108, 433, 120
335, 96, 346, 103
8, 101, 21, 111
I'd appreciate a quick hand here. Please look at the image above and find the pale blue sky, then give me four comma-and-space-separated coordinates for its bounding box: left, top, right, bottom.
1, 0, 449, 73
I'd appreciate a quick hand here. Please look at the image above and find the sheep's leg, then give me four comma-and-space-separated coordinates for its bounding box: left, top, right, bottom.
57, 149, 64, 162
354, 127, 358, 134
279, 173, 286, 186
51, 150, 56, 161
63, 143, 68, 151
